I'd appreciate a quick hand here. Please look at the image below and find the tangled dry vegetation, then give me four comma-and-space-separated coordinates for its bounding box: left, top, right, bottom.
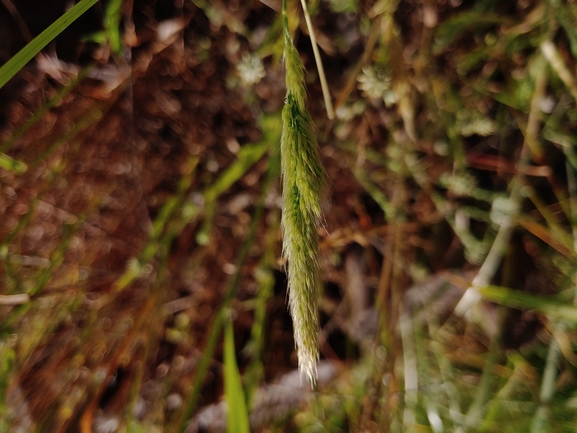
1, 0, 577, 432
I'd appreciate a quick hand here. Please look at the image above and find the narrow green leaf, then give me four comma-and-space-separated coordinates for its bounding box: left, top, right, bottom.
175, 141, 276, 433
1, 65, 92, 154
478, 285, 577, 322
197, 115, 280, 246
0, 0, 99, 89
224, 319, 250, 433
104, 0, 123, 55
204, 139, 272, 201
0, 153, 27, 173
84, 0, 123, 55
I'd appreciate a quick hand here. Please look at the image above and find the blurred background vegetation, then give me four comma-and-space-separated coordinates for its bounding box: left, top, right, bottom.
1, 0, 577, 431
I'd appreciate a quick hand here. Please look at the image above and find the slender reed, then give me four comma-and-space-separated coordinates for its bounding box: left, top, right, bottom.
281, 0, 326, 385
298, 0, 334, 119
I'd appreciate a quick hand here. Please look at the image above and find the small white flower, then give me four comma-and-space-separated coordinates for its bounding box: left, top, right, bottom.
237, 53, 266, 85
456, 111, 496, 137
461, 117, 495, 137
490, 195, 518, 228
358, 67, 393, 100
440, 172, 477, 197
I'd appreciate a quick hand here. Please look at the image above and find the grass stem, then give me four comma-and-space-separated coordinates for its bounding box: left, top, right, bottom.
299, 0, 334, 119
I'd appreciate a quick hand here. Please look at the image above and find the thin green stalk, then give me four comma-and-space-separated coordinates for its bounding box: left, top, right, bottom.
103, 0, 124, 56
399, 307, 418, 431
30, 108, 103, 171
463, 307, 505, 431
564, 157, 577, 303
352, 167, 395, 220
524, 53, 548, 161
530, 335, 562, 433
245, 166, 280, 405
454, 179, 522, 317
113, 156, 199, 293
530, 38, 577, 423
224, 318, 250, 433
1, 109, 102, 296
0, 65, 93, 154
0, 0, 99, 89
522, 182, 576, 253
298, 0, 334, 119
476, 285, 577, 322
541, 41, 577, 102
174, 145, 278, 433
245, 235, 276, 406
404, 154, 489, 264
197, 117, 277, 246
413, 308, 445, 433
481, 355, 534, 430
281, 0, 327, 386
173, 307, 224, 433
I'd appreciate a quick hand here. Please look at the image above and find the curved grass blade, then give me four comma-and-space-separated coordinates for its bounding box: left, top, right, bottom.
0, 0, 99, 89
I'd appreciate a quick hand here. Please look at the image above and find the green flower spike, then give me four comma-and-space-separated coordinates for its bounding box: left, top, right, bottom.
281, 0, 327, 386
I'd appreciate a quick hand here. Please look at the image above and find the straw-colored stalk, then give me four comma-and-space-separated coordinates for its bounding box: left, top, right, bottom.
281, 5, 326, 385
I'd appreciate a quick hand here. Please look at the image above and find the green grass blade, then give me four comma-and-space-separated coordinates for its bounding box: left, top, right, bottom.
175, 144, 277, 433
224, 319, 250, 433
197, 114, 280, 245
204, 140, 270, 201
0, 0, 99, 89
104, 0, 123, 55
84, 0, 123, 55
479, 285, 577, 322
244, 153, 280, 406
0, 65, 92, 154
174, 308, 224, 433
0, 153, 27, 173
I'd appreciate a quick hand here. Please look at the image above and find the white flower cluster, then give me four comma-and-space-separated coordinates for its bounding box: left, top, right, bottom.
440, 172, 477, 197
237, 53, 266, 86
456, 111, 496, 137
490, 195, 519, 228
357, 67, 398, 107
